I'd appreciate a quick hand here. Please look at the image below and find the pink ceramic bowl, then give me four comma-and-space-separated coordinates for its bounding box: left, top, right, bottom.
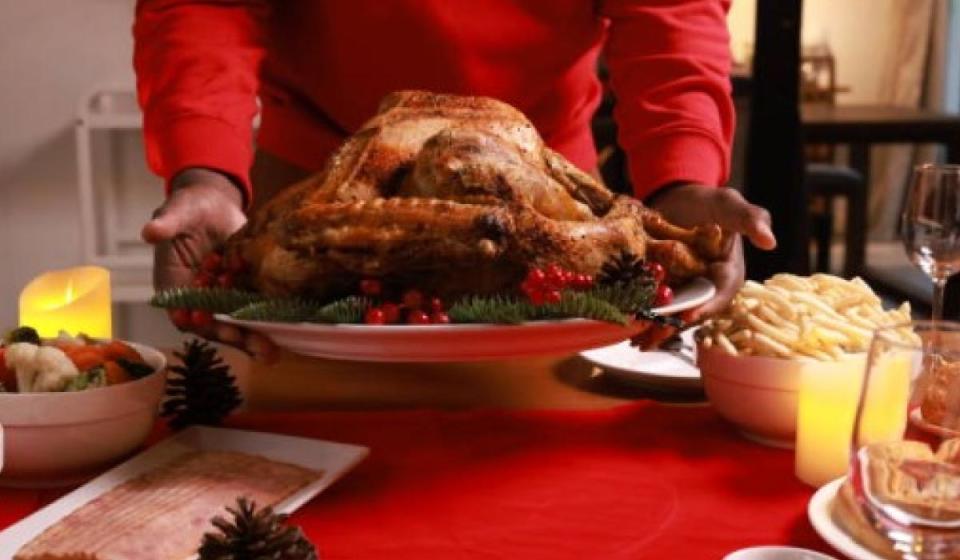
0, 342, 166, 487
697, 344, 865, 448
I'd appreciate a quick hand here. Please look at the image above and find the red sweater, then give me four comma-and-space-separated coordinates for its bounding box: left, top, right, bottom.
133, 0, 733, 202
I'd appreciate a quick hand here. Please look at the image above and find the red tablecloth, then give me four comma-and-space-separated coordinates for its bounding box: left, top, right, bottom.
0, 402, 834, 559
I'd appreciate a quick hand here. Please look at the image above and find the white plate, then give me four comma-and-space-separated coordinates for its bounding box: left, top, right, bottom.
724, 546, 838, 560
217, 277, 715, 362
808, 478, 884, 560
579, 328, 701, 390
0, 426, 369, 558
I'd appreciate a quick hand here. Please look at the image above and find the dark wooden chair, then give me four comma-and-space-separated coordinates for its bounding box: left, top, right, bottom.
801, 51, 865, 275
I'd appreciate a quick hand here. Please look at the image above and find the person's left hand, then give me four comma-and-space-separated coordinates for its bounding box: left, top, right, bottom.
646, 183, 777, 322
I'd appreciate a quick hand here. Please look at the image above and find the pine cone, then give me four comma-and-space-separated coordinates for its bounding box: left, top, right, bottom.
597, 250, 648, 286
162, 339, 242, 430
199, 497, 318, 560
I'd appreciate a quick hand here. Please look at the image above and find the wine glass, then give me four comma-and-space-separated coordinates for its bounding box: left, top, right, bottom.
902, 164, 960, 321
846, 321, 960, 559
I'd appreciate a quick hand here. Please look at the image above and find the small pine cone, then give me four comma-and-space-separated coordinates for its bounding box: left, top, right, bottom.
597, 250, 647, 286
162, 339, 242, 430
198, 497, 318, 560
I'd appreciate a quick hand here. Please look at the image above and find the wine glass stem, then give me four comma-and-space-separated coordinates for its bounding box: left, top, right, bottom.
932, 276, 948, 322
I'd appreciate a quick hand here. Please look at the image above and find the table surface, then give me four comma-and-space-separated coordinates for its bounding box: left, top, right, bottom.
802, 103, 960, 126
0, 351, 837, 559
801, 103, 960, 145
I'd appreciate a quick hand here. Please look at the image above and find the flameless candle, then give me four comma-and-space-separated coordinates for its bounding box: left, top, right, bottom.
794, 352, 909, 487
19, 266, 112, 339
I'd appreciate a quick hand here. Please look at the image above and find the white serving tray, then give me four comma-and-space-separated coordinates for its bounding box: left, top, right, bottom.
217, 277, 715, 362
0, 426, 369, 559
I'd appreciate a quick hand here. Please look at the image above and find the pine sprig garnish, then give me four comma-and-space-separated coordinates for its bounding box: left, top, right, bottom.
162, 339, 242, 430
313, 296, 370, 324
589, 278, 655, 314
231, 299, 323, 323
229, 296, 371, 324
449, 292, 631, 325
448, 295, 536, 324
542, 291, 630, 324
150, 287, 263, 314
198, 497, 318, 560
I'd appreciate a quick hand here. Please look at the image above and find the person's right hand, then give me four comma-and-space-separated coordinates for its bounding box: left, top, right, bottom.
141, 168, 277, 361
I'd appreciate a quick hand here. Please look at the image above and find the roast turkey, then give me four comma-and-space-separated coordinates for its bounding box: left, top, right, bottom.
225, 91, 726, 300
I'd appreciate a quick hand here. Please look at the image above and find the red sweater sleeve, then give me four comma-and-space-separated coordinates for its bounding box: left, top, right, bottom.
600, 0, 735, 199
133, 0, 267, 202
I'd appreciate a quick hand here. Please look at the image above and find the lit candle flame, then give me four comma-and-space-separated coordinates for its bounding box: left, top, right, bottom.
65, 279, 75, 304
19, 266, 112, 338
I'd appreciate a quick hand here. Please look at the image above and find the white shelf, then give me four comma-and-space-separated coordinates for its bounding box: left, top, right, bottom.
76, 86, 155, 302
80, 113, 142, 130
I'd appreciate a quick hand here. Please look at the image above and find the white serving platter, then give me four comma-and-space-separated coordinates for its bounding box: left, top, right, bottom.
216, 277, 715, 362
0, 426, 369, 558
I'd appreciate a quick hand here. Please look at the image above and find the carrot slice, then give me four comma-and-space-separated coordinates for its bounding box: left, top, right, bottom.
65, 347, 106, 371
103, 361, 131, 385
101, 340, 140, 362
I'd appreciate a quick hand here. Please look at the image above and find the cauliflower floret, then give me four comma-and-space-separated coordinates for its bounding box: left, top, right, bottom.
5, 342, 40, 392
4, 343, 79, 392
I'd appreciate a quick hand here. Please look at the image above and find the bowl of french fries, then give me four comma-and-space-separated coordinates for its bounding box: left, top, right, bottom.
696, 274, 912, 447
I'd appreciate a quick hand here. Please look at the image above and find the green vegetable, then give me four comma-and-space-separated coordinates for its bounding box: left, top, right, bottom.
116, 357, 155, 379
6, 326, 40, 346
64, 366, 106, 392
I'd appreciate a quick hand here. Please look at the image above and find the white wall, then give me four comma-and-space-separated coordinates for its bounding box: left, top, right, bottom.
0, 1, 178, 345
728, 0, 914, 104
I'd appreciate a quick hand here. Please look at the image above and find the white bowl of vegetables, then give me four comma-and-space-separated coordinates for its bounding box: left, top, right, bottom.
0, 327, 167, 487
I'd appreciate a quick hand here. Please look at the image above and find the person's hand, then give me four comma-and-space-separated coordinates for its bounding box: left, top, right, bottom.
141, 168, 278, 361
647, 183, 777, 321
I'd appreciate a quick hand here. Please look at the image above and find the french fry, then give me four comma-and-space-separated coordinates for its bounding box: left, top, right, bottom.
716, 332, 738, 356
751, 332, 792, 357
697, 273, 915, 361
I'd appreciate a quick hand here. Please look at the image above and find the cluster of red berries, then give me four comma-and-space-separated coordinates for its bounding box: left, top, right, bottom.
169, 251, 246, 332
520, 264, 594, 305
191, 252, 245, 290
645, 261, 674, 307
519, 261, 674, 308
359, 280, 450, 325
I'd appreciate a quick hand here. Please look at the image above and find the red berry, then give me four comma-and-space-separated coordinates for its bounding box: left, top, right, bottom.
573, 274, 594, 290
360, 278, 382, 296
407, 310, 431, 325
402, 289, 424, 309
525, 268, 546, 287
381, 303, 401, 323
169, 308, 192, 330
216, 273, 234, 289
544, 289, 563, 304
190, 310, 214, 330
520, 279, 537, 296
224, 253, 246, 274
201, 253, 222, 273
431, 312, 451, 324
544, 263, 565, 285
365, 307, 386, 325
192, 272, 214, 288
646, 261, 667, 284
529, 291, 546, 305
654, 284, 674, 307
429, 297, 444, 312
